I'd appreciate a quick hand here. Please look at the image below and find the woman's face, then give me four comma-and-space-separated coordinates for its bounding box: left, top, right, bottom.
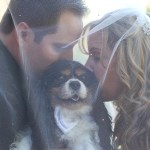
85, 31, 124, 101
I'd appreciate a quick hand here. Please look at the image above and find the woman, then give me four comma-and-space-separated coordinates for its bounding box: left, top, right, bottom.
79, 8, 150, 150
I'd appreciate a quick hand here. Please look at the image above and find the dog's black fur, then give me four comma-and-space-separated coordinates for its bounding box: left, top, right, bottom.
11, 60, 112, 150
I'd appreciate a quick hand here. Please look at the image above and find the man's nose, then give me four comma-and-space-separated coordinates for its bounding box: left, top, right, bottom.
61, 49, 73, 60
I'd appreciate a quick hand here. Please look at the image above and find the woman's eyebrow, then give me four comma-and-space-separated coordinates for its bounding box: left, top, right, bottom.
53, 43, 68, 48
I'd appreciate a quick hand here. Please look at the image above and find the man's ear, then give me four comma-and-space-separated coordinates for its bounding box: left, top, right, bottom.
16, 22, 34, 42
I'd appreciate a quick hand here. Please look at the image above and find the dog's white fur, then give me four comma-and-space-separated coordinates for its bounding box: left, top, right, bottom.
58, 105, 102, 150
61, 78, 87, 99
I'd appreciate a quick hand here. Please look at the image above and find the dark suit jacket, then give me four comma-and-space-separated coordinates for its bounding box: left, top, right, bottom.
0, 40, 27, 150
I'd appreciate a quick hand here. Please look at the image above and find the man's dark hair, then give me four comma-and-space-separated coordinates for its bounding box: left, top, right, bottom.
0, 0, 87, 42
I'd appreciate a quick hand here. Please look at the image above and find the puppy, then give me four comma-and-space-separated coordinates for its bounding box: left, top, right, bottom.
40, 60, 102, 150
10, 60, 110, 150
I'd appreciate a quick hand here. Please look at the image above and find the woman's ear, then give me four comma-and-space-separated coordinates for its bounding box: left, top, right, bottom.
16, 22, 34, 42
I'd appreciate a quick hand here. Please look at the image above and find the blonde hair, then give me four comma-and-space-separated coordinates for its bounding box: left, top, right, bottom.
79, 10, 150, 150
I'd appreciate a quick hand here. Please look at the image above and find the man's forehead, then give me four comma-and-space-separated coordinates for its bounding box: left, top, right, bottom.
53, 41, 77, 53
56, 10, 83, 38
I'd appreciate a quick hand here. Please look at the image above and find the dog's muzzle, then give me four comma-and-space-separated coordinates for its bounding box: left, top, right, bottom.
69, 80, 81, 91
61, 78, 87, 102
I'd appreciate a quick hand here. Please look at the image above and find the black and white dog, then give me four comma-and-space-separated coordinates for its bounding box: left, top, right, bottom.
10, 60, 112, 150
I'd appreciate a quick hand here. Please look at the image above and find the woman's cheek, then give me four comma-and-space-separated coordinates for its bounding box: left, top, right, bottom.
101, 70, 124, 101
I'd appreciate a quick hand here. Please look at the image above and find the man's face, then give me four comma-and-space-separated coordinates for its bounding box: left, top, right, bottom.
20, 10, 83, 73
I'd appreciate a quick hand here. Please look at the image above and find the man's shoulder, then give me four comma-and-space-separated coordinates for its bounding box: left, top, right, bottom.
0, 41, 28, 150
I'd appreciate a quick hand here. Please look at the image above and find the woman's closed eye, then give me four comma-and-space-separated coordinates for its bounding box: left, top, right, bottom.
89, 48, 101, 62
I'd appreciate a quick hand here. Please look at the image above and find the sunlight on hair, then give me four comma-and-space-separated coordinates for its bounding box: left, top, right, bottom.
74, 0, 149, 64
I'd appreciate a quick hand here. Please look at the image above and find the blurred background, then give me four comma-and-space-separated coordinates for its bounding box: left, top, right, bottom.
1, 0, 150, 22
86, 0, 149, 22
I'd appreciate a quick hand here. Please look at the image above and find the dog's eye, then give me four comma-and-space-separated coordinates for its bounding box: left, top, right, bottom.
53, 75, 66, 86
80, 75, 86, 80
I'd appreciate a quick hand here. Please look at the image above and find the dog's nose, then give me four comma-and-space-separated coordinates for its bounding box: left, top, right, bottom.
69, 81, 80, 90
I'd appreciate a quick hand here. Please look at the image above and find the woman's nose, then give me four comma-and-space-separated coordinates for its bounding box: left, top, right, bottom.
85, 57, 94, 72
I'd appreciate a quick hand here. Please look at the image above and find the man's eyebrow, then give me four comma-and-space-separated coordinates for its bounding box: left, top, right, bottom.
62, 39, 79, 49
53, 43, 75, 53
53, 43, 68, 48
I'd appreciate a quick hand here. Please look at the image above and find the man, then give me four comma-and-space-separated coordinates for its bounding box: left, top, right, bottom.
0, 0, 87, 149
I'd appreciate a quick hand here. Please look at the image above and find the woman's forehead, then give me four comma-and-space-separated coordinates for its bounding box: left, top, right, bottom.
88, 30, 104, 47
